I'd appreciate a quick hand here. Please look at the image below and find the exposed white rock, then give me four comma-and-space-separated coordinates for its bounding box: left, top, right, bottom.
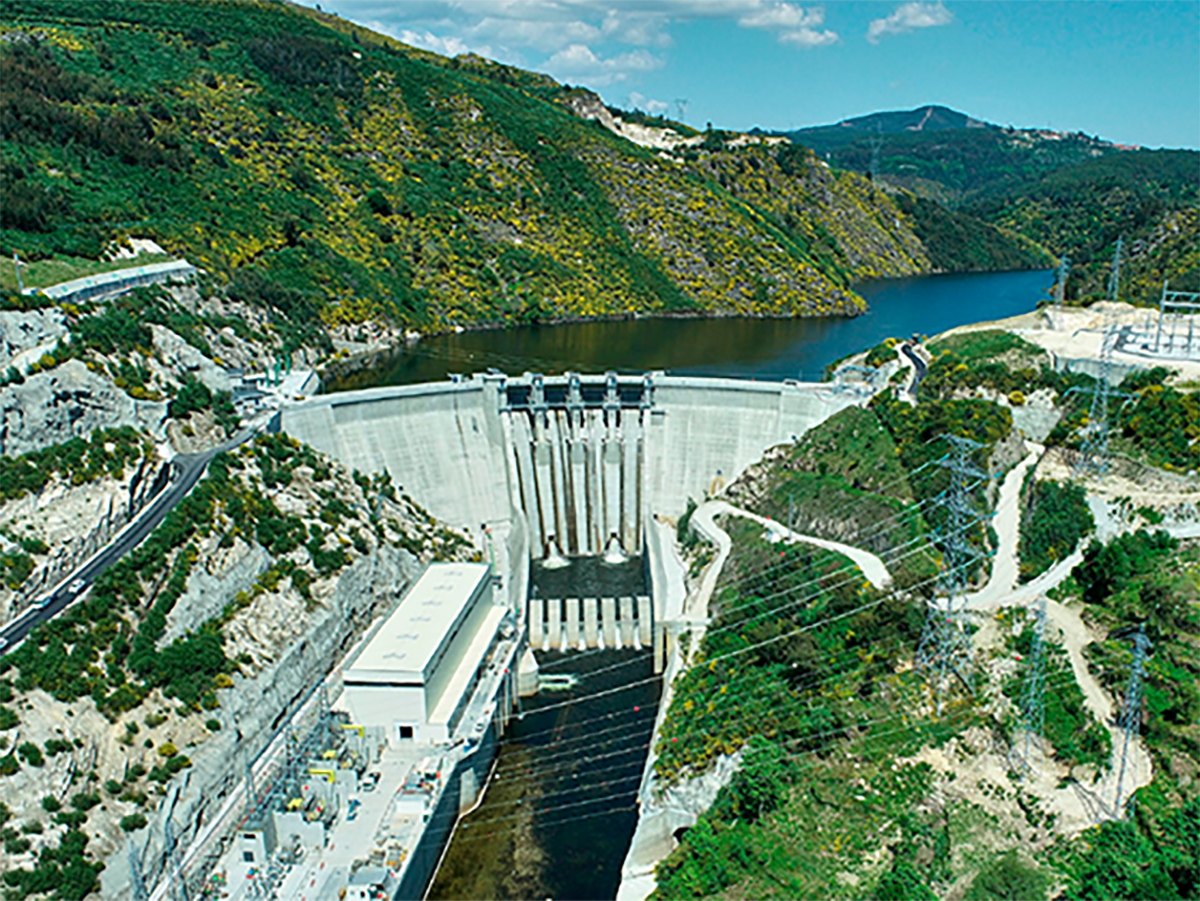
0, 360, 167, 455
150, 324, 232, 392
0, 308, 68, 370
159, 538, 273, 647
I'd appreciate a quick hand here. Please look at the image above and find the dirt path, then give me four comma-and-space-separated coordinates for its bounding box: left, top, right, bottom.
962, 444, 1153, 828
699, 500, 893, 590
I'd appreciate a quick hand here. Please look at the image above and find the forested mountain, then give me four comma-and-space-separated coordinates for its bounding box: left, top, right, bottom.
787, 106, 1199, 304
786, 106, 1120, 204
0, 1, 1052, 347
965, 151, 1200, 301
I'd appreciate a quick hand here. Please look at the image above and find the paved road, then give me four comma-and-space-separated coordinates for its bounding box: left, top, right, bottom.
0, 428, 256, 651
899, 341, 927, 400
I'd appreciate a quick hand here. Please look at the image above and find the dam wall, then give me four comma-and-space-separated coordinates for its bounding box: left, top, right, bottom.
283, 373, 856, 541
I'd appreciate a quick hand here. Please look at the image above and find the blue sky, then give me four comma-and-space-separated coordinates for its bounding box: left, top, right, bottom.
329, 1, 1200, 148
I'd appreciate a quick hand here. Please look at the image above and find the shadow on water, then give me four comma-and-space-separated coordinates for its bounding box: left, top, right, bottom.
429, 648, 660, 901
330, 269, 1054, 391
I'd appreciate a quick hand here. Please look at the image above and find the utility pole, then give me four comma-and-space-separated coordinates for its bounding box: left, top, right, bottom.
1018, 594, 1048, 780
1114, 624, 1152, 818
1055, 256, 1070, 309
868, 124, 884, 183
917, 435, 990, 715
674, 98, 689, 124
1075, 238, 1124, 478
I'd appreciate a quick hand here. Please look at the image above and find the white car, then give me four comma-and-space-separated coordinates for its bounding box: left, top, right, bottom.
68, 578, 87, 595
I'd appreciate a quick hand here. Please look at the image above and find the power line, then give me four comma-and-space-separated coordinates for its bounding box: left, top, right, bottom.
917, 435, 993, 715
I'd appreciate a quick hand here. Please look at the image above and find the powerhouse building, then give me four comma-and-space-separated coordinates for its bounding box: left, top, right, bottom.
343, 562, 504, 745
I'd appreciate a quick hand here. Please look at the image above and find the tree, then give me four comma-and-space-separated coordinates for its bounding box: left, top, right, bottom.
966, 851, 1047, 901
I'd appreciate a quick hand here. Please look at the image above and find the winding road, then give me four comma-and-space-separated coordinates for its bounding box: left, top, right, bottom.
0, 428, 257, 651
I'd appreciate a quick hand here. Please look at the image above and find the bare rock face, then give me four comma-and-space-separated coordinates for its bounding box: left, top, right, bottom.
0, 359, 167, 455
0, 308, 68, 369
151, 324, 232, 392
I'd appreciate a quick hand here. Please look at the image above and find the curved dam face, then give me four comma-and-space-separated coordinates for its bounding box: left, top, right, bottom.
281, 372, 858, 645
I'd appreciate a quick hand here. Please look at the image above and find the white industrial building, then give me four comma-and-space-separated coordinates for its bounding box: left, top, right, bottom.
343, 562, 505, 745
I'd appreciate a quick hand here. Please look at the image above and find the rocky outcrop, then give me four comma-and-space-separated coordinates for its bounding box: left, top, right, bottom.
100, 545, 421, 897
0, 308, 68, 370
151, 324, 232, 392
159, 539, 273, 647
0, 359, 167, 455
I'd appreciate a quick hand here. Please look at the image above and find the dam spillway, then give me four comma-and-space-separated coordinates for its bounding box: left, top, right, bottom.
281, 371, 859, 646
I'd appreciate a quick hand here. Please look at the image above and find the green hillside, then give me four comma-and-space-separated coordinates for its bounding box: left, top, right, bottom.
965, 151, 1200, 303
0, 0, 958, 345
786, 108, 1120, 205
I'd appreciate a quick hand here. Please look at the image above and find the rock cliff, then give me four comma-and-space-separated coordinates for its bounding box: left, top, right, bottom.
0, 360, 166, 456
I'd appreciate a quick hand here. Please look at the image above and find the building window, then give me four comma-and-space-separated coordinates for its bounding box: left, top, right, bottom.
399, 725, 414, 740
243, 851, 255, 863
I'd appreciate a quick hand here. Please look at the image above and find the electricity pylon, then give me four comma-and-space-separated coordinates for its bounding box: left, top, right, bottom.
917, 435, 990, 715
1054, 256, 1070, 308
1076, 238, 1124, 477
1018, 593, 1048, 780
1114, 624, 1152, 818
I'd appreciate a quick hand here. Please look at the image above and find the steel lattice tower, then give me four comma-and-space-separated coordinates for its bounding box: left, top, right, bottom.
1076, 238, 1123, 477
1019, 594, 1048, 779
1114, 624, 1152, 818
917, 435, 989, 715
128, 839, 148, 901
1055, 256, 1070, 308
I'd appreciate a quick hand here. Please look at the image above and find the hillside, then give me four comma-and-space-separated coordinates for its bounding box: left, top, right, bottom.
965, 152, 1200, 302
787, 106, 1199, 303
0, 0, 962, 349
786, 106, 1121, 204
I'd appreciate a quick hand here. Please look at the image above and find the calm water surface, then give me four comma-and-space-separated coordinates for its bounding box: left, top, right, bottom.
331, 269, 1054, 391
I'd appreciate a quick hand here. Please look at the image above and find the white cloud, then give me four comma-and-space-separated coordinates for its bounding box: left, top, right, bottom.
780, 26, 838, 47
629, 91, 670, 114
542, 44, 665, 86
393, 27, 479, 57
738, 3, 822, 30
866, 1, 953, 43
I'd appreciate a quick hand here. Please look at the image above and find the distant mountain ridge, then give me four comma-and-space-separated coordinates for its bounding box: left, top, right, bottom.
779, 103, 1198, 301
819, 105, 993, 135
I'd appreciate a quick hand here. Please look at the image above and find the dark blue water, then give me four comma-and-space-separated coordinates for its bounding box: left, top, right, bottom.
331, 269, 1054, 390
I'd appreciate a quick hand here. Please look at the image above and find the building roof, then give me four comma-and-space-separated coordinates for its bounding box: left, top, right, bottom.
27, 260, 197, 300
346, 563, 490, 683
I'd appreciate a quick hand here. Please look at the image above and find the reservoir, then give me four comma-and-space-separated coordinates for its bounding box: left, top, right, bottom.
317, 267, 1053, 900
330, 268, 1054, 391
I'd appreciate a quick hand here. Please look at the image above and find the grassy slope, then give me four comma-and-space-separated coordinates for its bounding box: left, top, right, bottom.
0, 0, 937, 335
0, 253, 171, 292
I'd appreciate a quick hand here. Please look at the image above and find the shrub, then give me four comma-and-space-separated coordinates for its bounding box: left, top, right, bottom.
120, 813, 148, 832
70, 792, 100, 811
41, 796, 61, 812
17, 741, 44, 767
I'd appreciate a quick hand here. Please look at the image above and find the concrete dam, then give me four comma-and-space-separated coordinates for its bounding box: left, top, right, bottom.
282, 371, 858, 660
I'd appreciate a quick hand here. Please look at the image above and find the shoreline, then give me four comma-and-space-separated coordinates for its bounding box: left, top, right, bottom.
319, 266, 1055, 388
